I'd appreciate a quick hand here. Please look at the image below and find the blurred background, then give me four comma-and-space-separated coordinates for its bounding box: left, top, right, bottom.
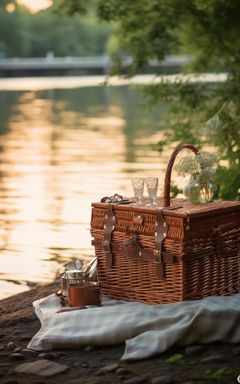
0, 0, 169, 299
0, 0, 239, 299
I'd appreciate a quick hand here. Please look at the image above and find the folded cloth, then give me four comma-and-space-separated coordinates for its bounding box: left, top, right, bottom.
28, 293, 240, 361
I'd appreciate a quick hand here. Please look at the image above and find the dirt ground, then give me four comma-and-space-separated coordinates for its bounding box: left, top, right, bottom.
0, 281, 240, 384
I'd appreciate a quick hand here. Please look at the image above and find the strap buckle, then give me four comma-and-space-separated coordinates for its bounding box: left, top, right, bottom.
153, 249, 162, 263
102, 240, 111, 254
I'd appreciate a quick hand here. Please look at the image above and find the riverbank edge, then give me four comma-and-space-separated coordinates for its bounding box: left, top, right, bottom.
0, 281, 240, 384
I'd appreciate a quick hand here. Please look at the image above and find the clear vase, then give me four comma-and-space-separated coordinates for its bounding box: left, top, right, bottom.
183, 175, 216, 204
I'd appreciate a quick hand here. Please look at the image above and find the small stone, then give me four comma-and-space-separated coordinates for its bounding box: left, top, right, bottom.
81, 362, 90, 368
14, 359, 69, 377
124, 376, 149, 384
201, 354, 226, 363
97, 362, 119, 375
116, 367, 132, 375
151, 375, 174, 384
21, 348, 38, 357
185, 346, 206, 356
6, 342, 16, 351
0, 353, 10, 359
38, 352, 56, 360
13, 347, 21, 353
181, 382, 196, 384
72, 361, 81, 367
34, 382, 48, 384
9, 353, 25, 361
0, 362, 13, 367
34, 381, 48, 384
234, 347, 240, 356
19, 336, 30, 341
52, 352, 64, 359
83, 346, 94, 352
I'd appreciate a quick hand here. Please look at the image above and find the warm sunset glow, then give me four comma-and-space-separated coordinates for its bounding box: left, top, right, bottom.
6, 3, 16, 12
17, 0, 52, 12
0, 78, 168, 300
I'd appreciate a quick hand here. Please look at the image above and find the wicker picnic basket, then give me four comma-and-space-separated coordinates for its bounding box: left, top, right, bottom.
91, 144, 240, 304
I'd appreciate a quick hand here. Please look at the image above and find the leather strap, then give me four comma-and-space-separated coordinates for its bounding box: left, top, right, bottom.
154, 209, 167, 279
100, 207, 168, 279
92, 240, 175, 264
103, 204, 116, 268
212, 226, 225, 258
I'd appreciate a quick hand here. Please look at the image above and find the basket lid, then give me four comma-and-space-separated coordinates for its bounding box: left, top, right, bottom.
92, 198, 240, 219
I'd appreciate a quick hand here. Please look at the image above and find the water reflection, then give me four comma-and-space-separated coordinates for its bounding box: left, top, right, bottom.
0, 81, 168, 299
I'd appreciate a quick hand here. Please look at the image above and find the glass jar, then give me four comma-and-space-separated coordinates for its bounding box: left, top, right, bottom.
183, 174, 216, 204
60, 270, 85, 297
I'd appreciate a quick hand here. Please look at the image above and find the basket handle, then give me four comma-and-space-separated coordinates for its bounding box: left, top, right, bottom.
163, 143, 199, 207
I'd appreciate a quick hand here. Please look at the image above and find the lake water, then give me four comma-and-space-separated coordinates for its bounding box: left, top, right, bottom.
0, 76, 172, 300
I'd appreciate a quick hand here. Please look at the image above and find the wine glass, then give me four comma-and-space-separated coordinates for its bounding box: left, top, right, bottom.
132, 177, 144, 205
145, 177, 158, 206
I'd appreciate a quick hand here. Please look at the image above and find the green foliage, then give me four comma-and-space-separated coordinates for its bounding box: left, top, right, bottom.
63, 0, 240, 78
55, 0, 88, 15
27, 10, 112, 57
62, 0, 240, 200
98, 0, 183, 75
216, 165, 240, 200
170, 184, 181, 198
0, 2, 30, 57
166, 353, 184, 364
178, 1, 240, 72
0, 0, 113, 58
201, 367, 238, 380
204, 101, 240, 166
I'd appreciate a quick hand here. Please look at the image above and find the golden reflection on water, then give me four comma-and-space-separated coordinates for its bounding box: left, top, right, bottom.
0, 84, 169, 299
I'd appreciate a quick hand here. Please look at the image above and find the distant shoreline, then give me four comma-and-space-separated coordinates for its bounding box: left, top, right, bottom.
0, 73, 228, 91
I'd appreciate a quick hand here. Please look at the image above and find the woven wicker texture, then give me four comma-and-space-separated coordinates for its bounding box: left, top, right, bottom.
91, 144, 240, 304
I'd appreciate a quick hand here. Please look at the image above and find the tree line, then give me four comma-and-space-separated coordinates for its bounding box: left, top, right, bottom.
1, 0, 239, 198
59, 0, 240, 200
0, 0, 113, 58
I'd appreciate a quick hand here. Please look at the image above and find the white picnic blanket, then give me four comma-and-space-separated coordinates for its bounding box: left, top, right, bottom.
28, 293, 240, 361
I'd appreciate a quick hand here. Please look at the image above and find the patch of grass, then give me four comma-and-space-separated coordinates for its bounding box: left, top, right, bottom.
166, 353, 184, 364
185, 359, 194, 365
201, 368, 238, 380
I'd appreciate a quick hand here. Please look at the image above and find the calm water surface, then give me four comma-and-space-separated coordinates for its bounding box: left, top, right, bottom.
0, 77, 170, 299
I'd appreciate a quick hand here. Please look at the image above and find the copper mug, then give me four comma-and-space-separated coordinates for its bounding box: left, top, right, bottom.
68, 282, 101, 307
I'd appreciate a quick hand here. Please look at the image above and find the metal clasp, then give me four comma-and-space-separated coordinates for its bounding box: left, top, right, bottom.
153, 249, 162, 263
